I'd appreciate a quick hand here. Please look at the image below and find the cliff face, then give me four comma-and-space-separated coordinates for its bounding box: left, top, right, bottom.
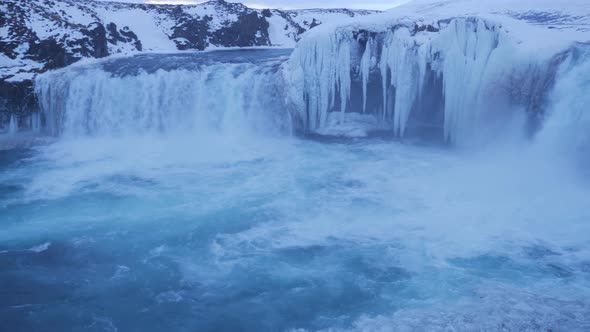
0, 0, 377, 125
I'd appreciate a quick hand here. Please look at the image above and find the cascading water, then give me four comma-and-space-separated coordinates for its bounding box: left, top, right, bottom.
35, 49, 294, 138
29, 113, 41, 133
536, 44, 590, 155
8, 115, 17, 135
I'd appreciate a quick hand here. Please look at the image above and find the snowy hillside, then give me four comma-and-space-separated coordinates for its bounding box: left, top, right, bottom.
285, 0, 590, 143
0, 0, 376, 82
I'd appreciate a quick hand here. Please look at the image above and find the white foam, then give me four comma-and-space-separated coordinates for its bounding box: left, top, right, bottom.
28, 242, 51, 253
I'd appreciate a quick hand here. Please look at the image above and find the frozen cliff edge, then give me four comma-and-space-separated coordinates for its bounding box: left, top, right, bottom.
284, 0, 590, 146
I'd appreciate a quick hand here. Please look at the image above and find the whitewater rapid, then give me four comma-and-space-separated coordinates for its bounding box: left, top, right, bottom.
2, 133, 590, 331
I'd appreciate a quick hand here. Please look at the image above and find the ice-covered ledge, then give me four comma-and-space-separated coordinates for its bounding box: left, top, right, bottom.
284, 0, 590, 144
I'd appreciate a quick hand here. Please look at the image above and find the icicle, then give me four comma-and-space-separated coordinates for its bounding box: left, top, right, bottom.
380, 41, 390, 121
289, 32, 353, 129
387, 27, 421, 137
360, 38, 372, 113
337, 37, 352, 123
435, 18, 505, 143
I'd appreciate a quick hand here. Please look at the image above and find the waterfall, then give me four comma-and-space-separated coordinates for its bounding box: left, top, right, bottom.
29, 113, 41, 132
29, 40, 590, 150
34, 50, 293, 138
536, 44, 590, 155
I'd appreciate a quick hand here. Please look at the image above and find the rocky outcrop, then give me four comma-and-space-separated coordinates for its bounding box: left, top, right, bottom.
106, 23, 142, 52
210, 11, 270, 47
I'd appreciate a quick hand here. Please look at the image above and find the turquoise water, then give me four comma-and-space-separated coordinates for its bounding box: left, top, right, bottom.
1, 135, 589, 331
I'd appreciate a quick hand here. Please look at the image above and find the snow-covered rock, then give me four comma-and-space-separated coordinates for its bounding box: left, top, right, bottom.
285, 0, 590, 144
0, 0, 376, 81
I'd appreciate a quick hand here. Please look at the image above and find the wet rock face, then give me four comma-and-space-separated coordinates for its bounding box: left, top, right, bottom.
81, 23, 109, 59
0, 80, 36, 125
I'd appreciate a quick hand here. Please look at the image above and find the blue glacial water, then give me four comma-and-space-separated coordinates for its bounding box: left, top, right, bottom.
1, 49, 590, 331
1, 136, 590, 332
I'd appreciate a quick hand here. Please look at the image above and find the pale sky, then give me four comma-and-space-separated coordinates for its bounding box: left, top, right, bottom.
98, 0, 412, 10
